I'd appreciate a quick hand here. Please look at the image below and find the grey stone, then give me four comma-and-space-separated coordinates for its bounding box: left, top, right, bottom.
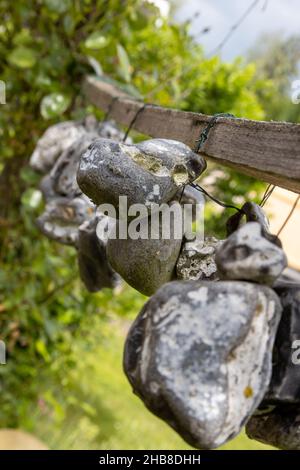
176, 237, 223, 281
77, 138, 206, 211
246, 404, 300, 449
30, 120, 88, 173
107, 203, 183, 296
263, 286, 300, 403
77, 215, 120, 292
216, 222, 287, 285
226, 202, 281, 246
36, 195, 95, 246
124, 280, 282, 449
30, 117, 127, 174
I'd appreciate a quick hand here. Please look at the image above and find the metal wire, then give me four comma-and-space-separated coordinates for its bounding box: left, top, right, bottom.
194, 113, 235, 153
191, 182, 243, 213
122, 103, 150, 142
277, 194, 300, 236
260, 183, 276, 207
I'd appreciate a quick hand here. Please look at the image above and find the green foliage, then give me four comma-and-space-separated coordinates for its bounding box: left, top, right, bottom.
0, 0, 270, 446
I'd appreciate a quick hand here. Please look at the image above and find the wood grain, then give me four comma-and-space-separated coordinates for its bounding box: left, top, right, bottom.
83, 75, 300, 193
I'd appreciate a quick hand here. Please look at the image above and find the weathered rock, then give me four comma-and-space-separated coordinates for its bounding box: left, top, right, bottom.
124, 280, 282, 449
263, 286, 300, 403
176, 237, 223, 281
36, 195, 95, 246
175, 184, 205, 222
30, 117, 127, 174
30, 120, 88, 173
226, 201, 281, 246
77, 215, 119, 292
216, 222, 287, 285
77, 138, 206, 211
246, 404, 300, 449
107, 203, 183, 296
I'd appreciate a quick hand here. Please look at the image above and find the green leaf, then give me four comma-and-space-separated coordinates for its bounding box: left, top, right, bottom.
116, 44, 132, 83
84, 32, 109, 50
8, 47, 36, 69
35, 339, 50, 362
40, 93, 71, 119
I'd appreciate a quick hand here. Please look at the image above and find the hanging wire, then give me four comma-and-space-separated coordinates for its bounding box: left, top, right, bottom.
260, 183, 276, 207
102, 95, 121, 122
208, 0, 260, 57
277, 194, 300, 236
191, 183, 243, 213
123, 103, 149, 142
194, 113, 235, 153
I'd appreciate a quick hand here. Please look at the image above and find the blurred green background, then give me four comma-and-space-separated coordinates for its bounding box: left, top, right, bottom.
0, 0, 298, 449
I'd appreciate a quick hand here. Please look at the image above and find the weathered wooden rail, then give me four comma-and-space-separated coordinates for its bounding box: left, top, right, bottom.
83, 75, 300, 194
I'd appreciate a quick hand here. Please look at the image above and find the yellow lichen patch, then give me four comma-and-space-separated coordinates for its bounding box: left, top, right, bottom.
171, 164, 189, 186
244, 386, 253, 398
121, 145, 169, 176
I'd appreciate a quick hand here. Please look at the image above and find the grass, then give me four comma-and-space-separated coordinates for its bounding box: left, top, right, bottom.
23, 312, 273, 450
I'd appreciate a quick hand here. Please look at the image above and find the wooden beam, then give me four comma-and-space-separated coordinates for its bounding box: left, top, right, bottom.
83, 75, 300, 193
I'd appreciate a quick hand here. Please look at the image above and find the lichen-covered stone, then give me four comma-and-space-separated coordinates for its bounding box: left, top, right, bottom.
107, 204, 183, 296
36, 196, 95, 246
77, 215, 120, 292
175, 184, 205, 222
124, 280, 282, 449
246, 404, 300, 449
77, 138, 206, 211
263, 286, 300, 403
216, 222, 287, 285
176, 237, 223, 281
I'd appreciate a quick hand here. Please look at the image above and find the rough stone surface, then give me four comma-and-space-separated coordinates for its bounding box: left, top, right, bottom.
36, 195, 95, 246
124, 280, 282, 449
176, 237, 223, 281
77, 138, 206, 211
263, 286, 300, 403
77, 215, 119, 292
30, 117, 127, 175
30, 120, 88, 174
226, 202, 281, 246
107, 204, 183, 296
246, 404, 300, 449
216, 222, 287, 285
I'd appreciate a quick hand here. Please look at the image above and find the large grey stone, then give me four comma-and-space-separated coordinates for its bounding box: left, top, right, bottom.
124, 280, 282, 449
216, 222, 287, 285
263, 286, 300, 403
176, 237, 223, 281
77, 215, 120, 292
77, 138, 206, 211
36, 195, 95, 246
246, 404, 300, 449
107, 204, 183, 296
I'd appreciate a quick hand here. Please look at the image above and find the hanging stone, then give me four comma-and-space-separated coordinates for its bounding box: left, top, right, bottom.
216, 222, 287, 285
246, 404, 300, 450
30, 120, 88, 174
226, 201, 281, 246
176, 237, 223, 281
30, 117, 128, 174
77, 215, 120, 292
77, 138, 206, 211
36, 195, 95, 246
124, 280, 282, 449
261, 286, 300, 403
107, 203, 183, 296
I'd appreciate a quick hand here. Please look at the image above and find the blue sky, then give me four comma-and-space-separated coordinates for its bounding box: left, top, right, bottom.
173, 0, 300, 60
